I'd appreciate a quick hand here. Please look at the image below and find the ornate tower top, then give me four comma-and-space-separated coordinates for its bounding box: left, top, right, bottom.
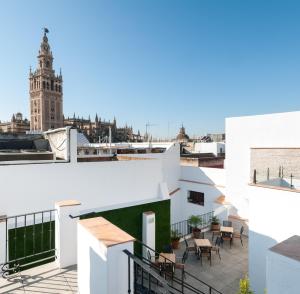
37, 28, 54, 72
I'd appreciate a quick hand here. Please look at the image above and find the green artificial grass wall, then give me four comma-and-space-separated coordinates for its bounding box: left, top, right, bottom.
7, 199, 170, 272
8, 221, 55, 272
80, 199, 171, 254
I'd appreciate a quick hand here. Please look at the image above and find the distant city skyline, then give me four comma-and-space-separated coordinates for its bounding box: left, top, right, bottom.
1, 1, 300, 137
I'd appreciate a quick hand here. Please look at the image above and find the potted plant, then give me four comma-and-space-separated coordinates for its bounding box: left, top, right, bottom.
188, 215, 202, 238
211, 216, 220, 231
171, 230, 182, 249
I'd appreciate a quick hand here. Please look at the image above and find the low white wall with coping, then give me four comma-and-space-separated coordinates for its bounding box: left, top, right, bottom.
0, 152, 167, 218
77, 218, 134, 294
0, 129, 175, 217
248, 184, 300, 293
266, 250, 300, 294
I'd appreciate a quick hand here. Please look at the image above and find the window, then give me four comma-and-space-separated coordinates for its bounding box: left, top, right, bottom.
187, 191, 204, 206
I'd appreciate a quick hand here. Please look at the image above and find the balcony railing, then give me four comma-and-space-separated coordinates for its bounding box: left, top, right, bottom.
252, 167, 300, 190
171, 211, 214, 238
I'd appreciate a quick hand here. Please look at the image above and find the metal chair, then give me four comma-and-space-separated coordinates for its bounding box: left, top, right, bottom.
221, 232, 232, 248
184, 237, 197, 255
147, 250, 161, 274
211, 227, 221, 242
175, 250, 188, 279
222, 220, 232, 227
198, 247, 212, 266
211, 236, 221, 260
233, 226, 244, 246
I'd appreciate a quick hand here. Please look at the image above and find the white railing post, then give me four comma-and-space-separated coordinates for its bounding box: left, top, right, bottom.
55, 200, 81, 268
0, 217, 7, 265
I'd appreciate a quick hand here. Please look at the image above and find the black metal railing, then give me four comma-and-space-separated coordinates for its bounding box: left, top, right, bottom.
124, 249, 177, 294
171, 211, 214, 238
252, 167, 300, 190
134, 240, 222, 294
0, 209, 56, 278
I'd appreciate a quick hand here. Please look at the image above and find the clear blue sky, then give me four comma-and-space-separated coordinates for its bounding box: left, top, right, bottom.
1, 0, 300, 138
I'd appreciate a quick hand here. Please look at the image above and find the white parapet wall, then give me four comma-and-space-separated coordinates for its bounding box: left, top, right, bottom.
77, 217, 135, 294
248, 184, 300, 293
0, 129, 170, 217
266, 236, 300, 294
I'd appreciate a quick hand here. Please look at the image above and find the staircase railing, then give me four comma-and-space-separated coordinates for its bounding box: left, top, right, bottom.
123, 249, 179, 294
134, 240, 222, 294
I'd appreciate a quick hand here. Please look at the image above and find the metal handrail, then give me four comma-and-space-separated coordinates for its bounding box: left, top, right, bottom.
123, 249, 177, 293
135, 239, 222, 294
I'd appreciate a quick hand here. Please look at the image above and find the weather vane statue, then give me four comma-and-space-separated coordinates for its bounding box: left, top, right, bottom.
43, 27, 49, 35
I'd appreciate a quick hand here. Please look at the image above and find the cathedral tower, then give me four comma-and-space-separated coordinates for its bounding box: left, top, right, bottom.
29, 29, 63, 131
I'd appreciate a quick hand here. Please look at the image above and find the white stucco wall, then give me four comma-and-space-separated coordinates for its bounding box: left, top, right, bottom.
266, 250, 300, 294
77, 222, 134, 294
0, 130, 171, 217
194, 142, 225, 156
248, 185, 300, 293
171, 166, 226, 224
226, 111, 300, 219
226, 111, 300, 293
127, 143, 181, 194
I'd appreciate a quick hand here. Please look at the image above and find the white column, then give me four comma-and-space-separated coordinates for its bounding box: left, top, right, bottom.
0, 217, 7, 265
55, 200, 81, 268
142, 211, 156, 258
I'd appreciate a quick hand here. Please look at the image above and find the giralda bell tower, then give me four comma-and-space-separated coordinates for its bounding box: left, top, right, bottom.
29, 28, 63, 131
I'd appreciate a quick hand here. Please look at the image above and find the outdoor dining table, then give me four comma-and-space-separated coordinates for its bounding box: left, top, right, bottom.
158, 253, 176, 279
194, 238, 212, 249
194, 239, 213, 264
220, 226, 233, 234
158, 253, 176, 264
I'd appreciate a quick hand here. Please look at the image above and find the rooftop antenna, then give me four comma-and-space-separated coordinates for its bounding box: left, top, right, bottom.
145, 122, 157, 137
109, 126, 112, 155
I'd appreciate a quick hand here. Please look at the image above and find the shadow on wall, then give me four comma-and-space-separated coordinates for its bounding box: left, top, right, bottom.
89, 247, 107, 293
249, 230, 277, 294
